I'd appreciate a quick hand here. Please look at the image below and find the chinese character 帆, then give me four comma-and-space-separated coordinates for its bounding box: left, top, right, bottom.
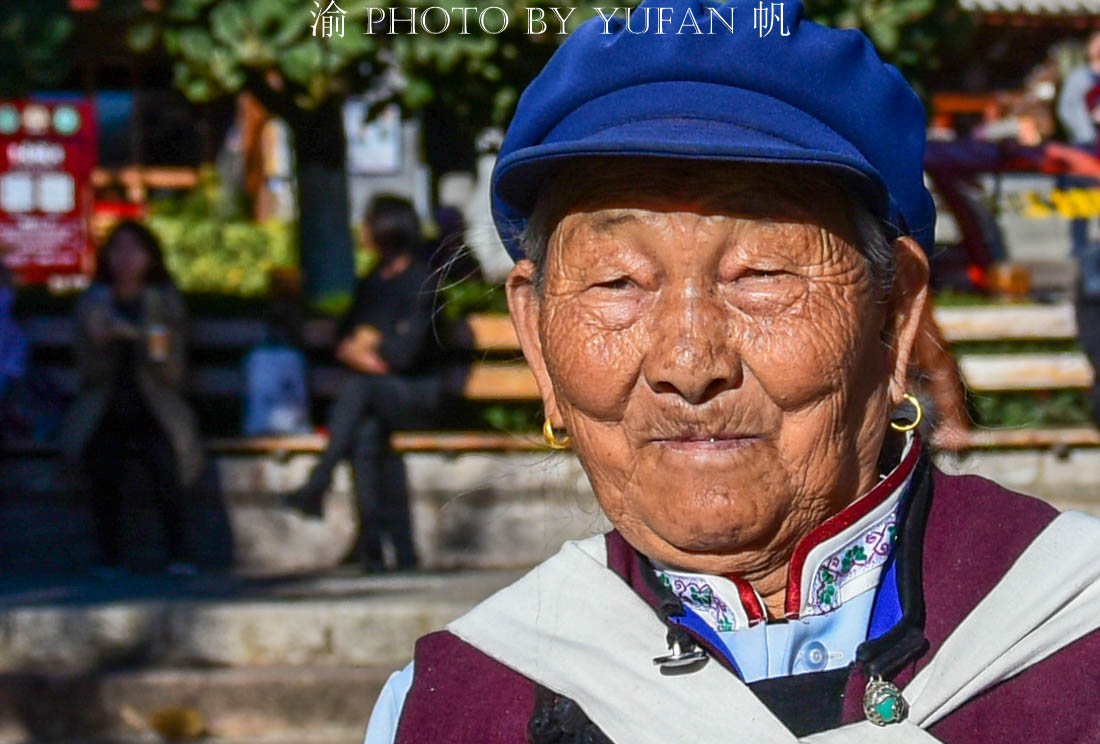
753, 1, 790, 38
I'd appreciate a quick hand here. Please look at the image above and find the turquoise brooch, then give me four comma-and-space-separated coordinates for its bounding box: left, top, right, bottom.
863, 676, 909, 726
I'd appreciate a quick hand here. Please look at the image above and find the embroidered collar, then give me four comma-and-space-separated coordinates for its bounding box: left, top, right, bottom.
655, 433, 922, 627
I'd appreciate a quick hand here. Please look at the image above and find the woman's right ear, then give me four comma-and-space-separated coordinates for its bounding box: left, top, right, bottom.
505, 260, 562, 424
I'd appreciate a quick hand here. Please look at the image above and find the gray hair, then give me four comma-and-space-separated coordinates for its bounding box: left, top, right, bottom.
519, 161, 896, 298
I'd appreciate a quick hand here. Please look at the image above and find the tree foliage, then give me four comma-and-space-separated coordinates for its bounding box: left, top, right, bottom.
125, 0, 587, 129
371, 0, 968, 132
129, 0, 969, 136
379, 1, 591, 131
0, 0, 75, 97
803, 0, 972, 97
147, 170, 297, 295
127, 0, 380, 118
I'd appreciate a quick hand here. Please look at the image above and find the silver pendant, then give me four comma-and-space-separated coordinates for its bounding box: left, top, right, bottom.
863, 675, 909, 726
652, 639, 708, 669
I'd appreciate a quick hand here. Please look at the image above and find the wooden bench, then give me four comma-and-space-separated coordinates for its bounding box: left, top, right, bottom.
13, 305, 1100, 452
21, 313, 539, 403
15, 312, 541, 455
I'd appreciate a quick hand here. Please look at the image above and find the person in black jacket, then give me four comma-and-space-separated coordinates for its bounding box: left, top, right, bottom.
287, 195, 467, 571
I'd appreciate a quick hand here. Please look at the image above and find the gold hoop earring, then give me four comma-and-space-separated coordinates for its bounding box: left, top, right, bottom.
890, 393, 923, 432
543, 419, 572, 450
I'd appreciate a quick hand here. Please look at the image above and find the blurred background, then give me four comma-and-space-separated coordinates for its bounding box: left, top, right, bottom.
0, 1, 1098, 742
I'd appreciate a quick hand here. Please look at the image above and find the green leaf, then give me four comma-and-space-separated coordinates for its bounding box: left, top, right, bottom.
491, 86, 517, 124
168, 0, 216, 23
127, 20, 160, 53
401, 77, 434, 108
325, 26, 373, 63
184, 75, 215, 102
210, 2, 250, 47
178, 27, 216, 63
282, 39, 324, 84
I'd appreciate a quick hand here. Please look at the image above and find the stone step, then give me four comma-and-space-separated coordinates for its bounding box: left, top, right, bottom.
0, 665, 387, 744
0, 452, 608, 576
0, 571, 518, 675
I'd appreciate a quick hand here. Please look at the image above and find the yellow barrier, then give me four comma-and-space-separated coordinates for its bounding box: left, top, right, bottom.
1015, 188, 1100, 219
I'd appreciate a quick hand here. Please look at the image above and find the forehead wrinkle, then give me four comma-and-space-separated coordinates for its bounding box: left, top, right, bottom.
721, 218, 819, 266
557, 208, 703, 263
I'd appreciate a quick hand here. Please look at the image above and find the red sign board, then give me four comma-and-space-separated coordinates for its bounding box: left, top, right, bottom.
0, 98, 97, 285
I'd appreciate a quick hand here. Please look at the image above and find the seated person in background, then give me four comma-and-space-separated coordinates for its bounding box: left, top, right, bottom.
287, 195, 469, 573
58, 221, 203, 573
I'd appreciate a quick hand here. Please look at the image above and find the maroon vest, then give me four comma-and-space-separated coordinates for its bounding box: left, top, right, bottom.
395, 470, 1100, 743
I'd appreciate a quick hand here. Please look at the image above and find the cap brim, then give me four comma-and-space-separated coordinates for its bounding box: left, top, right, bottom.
492, 81, 896, 257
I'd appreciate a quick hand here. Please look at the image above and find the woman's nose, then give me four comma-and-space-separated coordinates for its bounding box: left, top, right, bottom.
643, 289, 742, 405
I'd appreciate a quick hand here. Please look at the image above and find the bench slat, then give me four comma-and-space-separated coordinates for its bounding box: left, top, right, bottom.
932, 304, 1077, 342
463, 363, 540, 399
206, 431, 545, 453
963, 427, 1100, 448
39, 362, 543, 399
10, 426, 1100, 457
467, 314, 521, 351
21, 317, 340, 350
957, 352, 1094, 391
157, 426, 1100, 452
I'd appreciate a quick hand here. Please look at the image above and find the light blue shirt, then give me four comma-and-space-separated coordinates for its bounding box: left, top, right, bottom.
1057, 65, 1099, 146
363, 663, 415, 744
685, 588, 878, 681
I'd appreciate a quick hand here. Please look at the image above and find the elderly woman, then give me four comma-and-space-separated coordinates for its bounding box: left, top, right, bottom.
364, 2, 1100, 742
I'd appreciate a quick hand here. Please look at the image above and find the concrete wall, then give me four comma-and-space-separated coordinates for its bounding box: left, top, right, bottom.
220, 451, 609, 575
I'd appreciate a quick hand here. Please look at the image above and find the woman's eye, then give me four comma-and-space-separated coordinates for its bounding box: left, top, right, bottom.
725, 269, 805, 308
741, 268, 790, 279
595, 277, 635, 290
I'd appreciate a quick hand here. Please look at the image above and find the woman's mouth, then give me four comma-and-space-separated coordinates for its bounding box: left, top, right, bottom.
651, 434, 760, 452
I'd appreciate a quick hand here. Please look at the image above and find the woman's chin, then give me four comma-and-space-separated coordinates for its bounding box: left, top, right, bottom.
624, 519, 782, 574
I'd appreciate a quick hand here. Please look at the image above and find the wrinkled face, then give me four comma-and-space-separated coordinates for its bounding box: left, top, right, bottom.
507, 161, 927, 578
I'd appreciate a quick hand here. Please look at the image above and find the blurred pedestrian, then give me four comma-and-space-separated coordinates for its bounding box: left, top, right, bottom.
1057, 31, 1100, 156
1057, 33, 1100, 424
1056, 31, 1100, 256
57, 221, 203, 572
286, 196, 469, 572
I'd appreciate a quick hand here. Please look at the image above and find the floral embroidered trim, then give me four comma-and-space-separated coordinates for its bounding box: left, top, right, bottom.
784, 433, 919, 617
657, 572, 739, 632
806, 513, 899, 615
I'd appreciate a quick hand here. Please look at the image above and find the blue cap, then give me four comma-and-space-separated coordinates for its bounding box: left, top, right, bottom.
491, 0, 935, 261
